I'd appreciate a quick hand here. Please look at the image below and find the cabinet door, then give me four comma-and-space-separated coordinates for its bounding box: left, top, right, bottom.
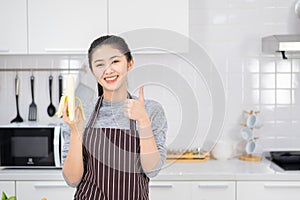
149, 181, 191, 200
0, 0, 27, 54
0, 181, 15, 197
191, 181, 235, 200
237, 181, 300, 200
16, 181, 75, 200
109, 0, 189, 53
28, 0, 107, 54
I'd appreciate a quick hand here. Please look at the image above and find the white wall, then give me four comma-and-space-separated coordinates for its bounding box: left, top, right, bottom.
1, 0, 300, 153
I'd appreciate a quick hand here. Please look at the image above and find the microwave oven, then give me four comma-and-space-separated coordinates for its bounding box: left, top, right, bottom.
0, 125, 62, 168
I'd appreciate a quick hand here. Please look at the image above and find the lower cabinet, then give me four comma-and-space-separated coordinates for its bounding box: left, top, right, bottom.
149, 181, 191, 200
149, 181, 235, 200
237, 181, 300, 200
4, 179, 300, 200
191, 181, 235, 200
16, 181, 76, 200
0, 181, 15, 197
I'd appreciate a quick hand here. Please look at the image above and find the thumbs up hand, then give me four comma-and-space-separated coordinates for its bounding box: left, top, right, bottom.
124, 86, 151, 128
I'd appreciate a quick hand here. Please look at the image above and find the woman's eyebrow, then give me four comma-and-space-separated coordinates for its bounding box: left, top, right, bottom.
93, 55, 121, 63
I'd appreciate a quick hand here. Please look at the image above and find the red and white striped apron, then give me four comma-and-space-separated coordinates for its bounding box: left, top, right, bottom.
74, 95, 149, 200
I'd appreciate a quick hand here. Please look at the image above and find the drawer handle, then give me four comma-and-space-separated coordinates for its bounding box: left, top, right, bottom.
44, 48, 86, 53
0, 49, 9, 52
34, 184, 69, 189
264, 184, 300, 189
198, 184, 229, 189
149, 184, 173, 188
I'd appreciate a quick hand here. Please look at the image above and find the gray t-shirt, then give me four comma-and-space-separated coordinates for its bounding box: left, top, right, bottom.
61, 96, 167, 186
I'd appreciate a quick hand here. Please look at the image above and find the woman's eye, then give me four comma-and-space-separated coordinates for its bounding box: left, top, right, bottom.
96, 63, 104, 68
112, 60, 120, 64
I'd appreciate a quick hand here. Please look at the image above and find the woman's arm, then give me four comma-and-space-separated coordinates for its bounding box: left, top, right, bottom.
124, 87, 167, 173
62, 105, 85, 185
138, 123, 161, 172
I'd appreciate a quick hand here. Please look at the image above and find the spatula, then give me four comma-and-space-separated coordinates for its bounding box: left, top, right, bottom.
28, 75, 37, 121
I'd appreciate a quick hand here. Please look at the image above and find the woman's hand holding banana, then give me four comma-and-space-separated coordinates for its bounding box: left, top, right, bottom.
56, 75, 85, 137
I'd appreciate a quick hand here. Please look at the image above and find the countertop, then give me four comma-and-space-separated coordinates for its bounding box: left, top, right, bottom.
1, 158, 300, 182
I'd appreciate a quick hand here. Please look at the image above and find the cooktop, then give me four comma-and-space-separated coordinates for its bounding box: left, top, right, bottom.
267, 151, 300, 171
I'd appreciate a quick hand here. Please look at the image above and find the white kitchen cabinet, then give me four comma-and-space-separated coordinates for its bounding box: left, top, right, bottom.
108, 0, 189, 53
27, 0, 107, 54
0, 181, 15, 197
237, 181, 300, 200
149, 181, 191, 200
0, 0, 27, 54
191, 181, 235, 200
16, 181, 75, 200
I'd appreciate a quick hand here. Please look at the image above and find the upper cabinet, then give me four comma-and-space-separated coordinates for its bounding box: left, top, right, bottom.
0, 0, 27, 54
108, 0, 189, 53
27, 0, 107, 54
0, 0, 188, 55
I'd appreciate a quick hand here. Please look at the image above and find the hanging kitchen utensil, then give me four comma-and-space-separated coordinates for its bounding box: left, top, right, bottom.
58, 74, 63, 102
28, 75, 37, 121
47, 75, 56, 117
10, 74, 23, 123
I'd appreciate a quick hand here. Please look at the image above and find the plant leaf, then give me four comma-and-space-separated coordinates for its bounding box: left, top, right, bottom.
2, 192, 8, 200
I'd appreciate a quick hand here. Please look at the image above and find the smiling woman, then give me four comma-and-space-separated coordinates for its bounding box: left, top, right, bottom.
61, 35, 167, 200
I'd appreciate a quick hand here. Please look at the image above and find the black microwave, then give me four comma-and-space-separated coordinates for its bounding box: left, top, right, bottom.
0, 125, 62, 168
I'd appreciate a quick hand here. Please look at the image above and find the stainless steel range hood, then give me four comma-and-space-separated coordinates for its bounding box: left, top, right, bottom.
262, 35, 300, 59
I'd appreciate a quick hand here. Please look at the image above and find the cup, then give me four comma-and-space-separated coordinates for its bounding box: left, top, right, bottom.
240, 127, 253, 140
246, 113, 262, 129
245, 140, 256, 154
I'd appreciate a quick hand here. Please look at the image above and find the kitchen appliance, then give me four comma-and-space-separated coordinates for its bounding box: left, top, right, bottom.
266, 151, 300, 171
0, 125, 62, 168
262, 35, 300, 59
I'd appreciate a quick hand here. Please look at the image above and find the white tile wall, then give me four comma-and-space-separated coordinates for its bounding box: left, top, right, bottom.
1, 0, 300, 153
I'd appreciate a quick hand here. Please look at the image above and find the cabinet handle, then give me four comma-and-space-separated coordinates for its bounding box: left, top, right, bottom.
34, 184, 69, 189
149, 184, 173, 188
0, 49, 9, 52
264, 184, 300, 189
198, 184, 229, 189
44, 48, 86, 53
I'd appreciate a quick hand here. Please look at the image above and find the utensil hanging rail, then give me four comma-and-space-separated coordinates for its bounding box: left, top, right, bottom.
0, 67, 86, 72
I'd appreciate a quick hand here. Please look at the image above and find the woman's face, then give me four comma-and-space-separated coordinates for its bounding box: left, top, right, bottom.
91, 45, 133, 93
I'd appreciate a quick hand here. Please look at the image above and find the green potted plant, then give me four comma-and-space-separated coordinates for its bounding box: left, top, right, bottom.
1, 192, 16, 200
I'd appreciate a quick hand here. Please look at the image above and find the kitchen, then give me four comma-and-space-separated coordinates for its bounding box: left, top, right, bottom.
1, 0, 300, 199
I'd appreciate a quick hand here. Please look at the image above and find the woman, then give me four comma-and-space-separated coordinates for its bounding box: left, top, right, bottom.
62, 35, 167, 200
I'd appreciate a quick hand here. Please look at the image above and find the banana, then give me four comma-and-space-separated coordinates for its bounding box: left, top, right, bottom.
55, 75, 85, 121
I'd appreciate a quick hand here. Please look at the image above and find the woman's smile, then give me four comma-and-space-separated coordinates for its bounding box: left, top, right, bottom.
104, 75, 119, 83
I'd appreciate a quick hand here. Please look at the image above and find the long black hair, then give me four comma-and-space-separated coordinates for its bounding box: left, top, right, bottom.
88, 35, 133, 96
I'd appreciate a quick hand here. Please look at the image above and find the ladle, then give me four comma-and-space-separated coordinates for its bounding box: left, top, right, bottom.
47, 75, 56, 117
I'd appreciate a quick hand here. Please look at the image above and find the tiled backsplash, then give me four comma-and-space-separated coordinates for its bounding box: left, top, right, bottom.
1, 0, 300, 153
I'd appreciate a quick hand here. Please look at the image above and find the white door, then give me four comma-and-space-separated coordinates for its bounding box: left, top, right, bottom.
237, 181, 300, 200
28, 0, 107, 54
191, 181, 235, 200
149, 181, 191, 200
0, 181, 15, 197
108, 0, 189, 53
0, 0, 27, 54
16, 181, 76, 200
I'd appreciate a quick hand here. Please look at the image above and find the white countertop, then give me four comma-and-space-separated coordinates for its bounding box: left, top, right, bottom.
1, 158, 300, 181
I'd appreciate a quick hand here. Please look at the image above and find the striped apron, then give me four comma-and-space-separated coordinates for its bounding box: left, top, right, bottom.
74, 95, 149, 200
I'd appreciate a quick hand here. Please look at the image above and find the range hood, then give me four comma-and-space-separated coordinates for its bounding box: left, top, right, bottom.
262, 35, 300, 59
